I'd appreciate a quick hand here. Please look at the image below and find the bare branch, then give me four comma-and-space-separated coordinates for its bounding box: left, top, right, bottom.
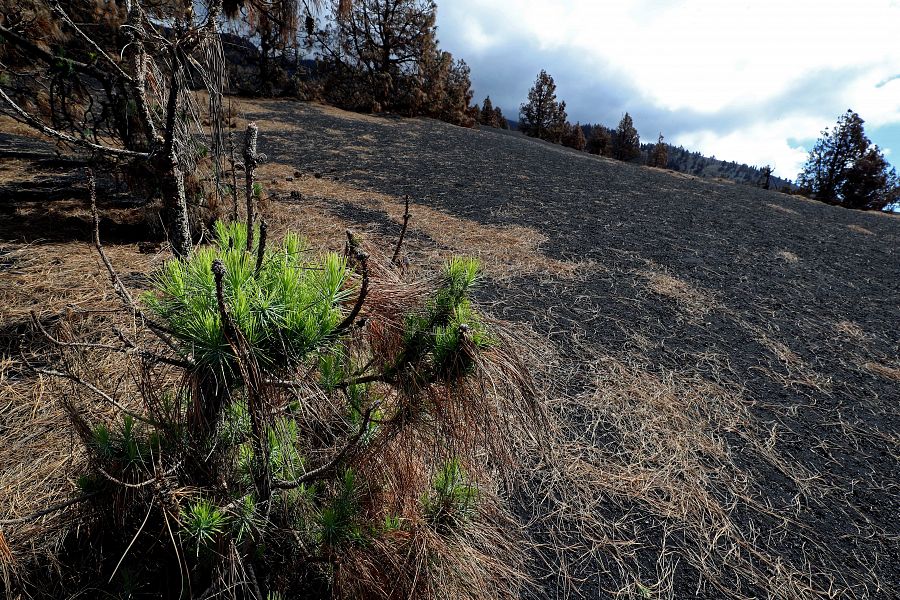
26, 363, 159, 426
0, 86, 149, 159
0, 492, 99, 525
274, 402, 378, 489
332, 249, 369, 336
88, 170, 183, 355
243, 123, 260, 251
255, 219, 268, 276
0, 23, 111, 83
50, 1, 133, 84
391, 194, 411, 265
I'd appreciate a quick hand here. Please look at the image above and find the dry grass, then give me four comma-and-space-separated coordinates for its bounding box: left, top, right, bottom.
766, 202, 799, 216
529, 349, 827, 599
776, 250, 800, 263
0, 115, 49, 140
741, 322, 832, 391
0, 240, 162, 586
846, 224, 874, 235
258, 161, 585, 280
863, 361, 900, 381
834, 320, 866, 341
639, 266, 721, 318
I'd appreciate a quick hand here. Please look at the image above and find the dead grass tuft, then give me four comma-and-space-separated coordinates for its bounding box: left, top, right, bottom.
639, 266, 721, 317
742, 323, 831, 391
529, 351, 827, 599
835, 320, 866, 341
863, 361, 900, 381
776, 250, 799, 263
846, 224, 874, 235
766, 202, 799, 216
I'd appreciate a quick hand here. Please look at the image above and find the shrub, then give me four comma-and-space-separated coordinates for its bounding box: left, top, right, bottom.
26, 209, 541, 598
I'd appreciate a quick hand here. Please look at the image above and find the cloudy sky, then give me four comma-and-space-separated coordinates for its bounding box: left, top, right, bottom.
434, 0, 900, 179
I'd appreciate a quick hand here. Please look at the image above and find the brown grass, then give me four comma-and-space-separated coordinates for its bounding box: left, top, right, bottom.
863, 361, 900, 381
258, 161, 586, 280
0, 115, 49, 140
532, 350, 826, 599
835, 320, 866, 341
846, 224, 874, 235
742, 323, 832, 391
776, 250, 799, 263
0, 240, 161, 585
639, 267, 721, 317
766, 202, 799, 216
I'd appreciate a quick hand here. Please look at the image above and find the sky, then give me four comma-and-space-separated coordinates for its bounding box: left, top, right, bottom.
434, 0, 900, 180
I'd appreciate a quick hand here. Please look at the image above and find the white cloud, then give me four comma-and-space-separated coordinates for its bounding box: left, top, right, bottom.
436, 0, 900, 179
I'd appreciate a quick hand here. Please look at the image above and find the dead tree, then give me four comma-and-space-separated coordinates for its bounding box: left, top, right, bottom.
0, 0, 227, 257
759, 165, 773, 190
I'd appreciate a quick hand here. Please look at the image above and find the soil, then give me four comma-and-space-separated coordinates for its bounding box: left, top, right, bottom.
239, 99, 900, 598
2, 98, 898, 598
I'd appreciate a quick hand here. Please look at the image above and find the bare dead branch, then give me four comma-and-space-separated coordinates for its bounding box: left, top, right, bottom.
0, 86, 149, 159
243, 122, 260, 251
26, 363, 158, 426
50, 1, 134, 84
274, 402, 378, 489
88, 170, 183, 356
333, 249, 369, 336
0, 23, 112, 83
0, 492, 99, 525
391, 194, 411, 265
255, 219, 268, 276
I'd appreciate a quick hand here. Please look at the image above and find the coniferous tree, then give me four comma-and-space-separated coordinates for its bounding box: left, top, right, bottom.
519, 70, 567, 142
613, 112, 641, 161
480, 96, 498, 127
494, 106, 509, 129
562, 122, 587, 151
649, 132, 668, 168
759, 165, 773, 190
842, 146, 898, 209
587, 125, 612, 157
797, 109, 898, 210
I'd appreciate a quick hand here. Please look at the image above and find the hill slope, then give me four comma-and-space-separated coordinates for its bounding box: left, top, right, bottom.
244, 99, 899, 598
1, 99, 898, 598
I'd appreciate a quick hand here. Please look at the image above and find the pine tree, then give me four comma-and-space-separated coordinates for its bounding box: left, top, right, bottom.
494, 106, 509, 129
797, 109, 898, 210
842, 146, 898, 210
758, 165, 773, 190
519, 70, 567, 141
650, 132, 668, 168
480, 96, 498, 127
587, 125, 612, 157
613, 113, 641, 161
562, 122, 587, 151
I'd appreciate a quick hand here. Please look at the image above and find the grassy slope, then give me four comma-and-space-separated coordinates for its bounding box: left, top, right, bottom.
2, 100, 899, 598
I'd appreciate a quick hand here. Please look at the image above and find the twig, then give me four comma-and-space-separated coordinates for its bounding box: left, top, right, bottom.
108, 496, 156, 584
243, 123, 260, 251
255, 219, 268, 276
96, 461, 182, 489
51, 1, 134, 84
0, 86, 148, 158
0, 492, 98, 525
391, 194, 411, 265
274, 402, 378, 489
0, 23, 111, 83
31, 312, 123, 351
27, 361, 159, 427
229, 131, 240, 222
30, 311, 192, 369
332, 249, 369, 336
88, 170, 182, 355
